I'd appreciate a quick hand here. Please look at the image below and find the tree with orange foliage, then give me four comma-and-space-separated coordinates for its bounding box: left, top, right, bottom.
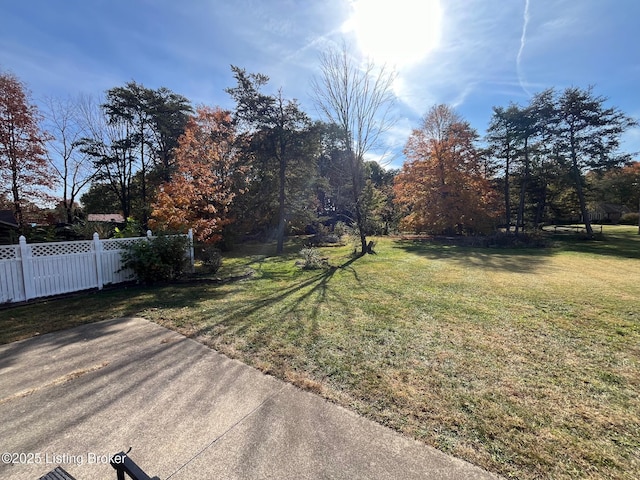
0, 72, 55, 229
150, 106, 249, 243
394, 105, 499, 235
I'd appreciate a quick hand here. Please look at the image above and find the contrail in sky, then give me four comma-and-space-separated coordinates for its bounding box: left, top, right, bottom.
517, 0, 533, 97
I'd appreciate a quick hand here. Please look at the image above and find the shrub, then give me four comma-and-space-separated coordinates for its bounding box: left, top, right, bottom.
121, 234, 190, 284
114, 217, 143, 238
299, 247, 325, 269
71, 221, 114, 240
620, 212, 639, 225
333, 221, 349, 238
198, 244, 223, 274
307, 222, 345, 246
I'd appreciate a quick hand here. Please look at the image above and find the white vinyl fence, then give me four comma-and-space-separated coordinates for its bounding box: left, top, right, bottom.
0, 230, 193, 304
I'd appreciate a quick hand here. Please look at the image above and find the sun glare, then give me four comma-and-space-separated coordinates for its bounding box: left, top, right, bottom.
346, 0, 443, 68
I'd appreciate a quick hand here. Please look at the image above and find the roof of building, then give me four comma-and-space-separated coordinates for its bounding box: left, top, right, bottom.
0, 210, 18, 228
87, 213, 125, 223
592, 203, 631, 214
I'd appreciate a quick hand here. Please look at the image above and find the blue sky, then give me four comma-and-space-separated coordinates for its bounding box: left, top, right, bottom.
2, 0, 639, 169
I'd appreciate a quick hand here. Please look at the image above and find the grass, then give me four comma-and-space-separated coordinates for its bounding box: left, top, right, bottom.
2, 226, 639, 479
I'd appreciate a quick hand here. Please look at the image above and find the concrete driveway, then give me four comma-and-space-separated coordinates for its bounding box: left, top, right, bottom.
0, 317, 502, 479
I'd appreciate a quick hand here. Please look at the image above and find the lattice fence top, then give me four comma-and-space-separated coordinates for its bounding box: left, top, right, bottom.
102, 238, 145, 251
0, 245, 18, 260
30, 241, 93, 257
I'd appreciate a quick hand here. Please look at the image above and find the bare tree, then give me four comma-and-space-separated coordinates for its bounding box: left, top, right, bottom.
77, 94, 138, 220
311, 44, 396, 255
43, 95, 96, 223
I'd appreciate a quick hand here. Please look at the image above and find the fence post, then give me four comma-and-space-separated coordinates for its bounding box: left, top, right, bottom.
18, 236, 35, 301
93, 233, 104, 290
188, 228, 195, 273
147, 230, 153, 239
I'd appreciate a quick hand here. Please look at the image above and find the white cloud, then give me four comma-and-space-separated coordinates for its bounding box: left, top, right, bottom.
517, 0, 533, 97
450, 84, 477, 109
387, 1, 525, 116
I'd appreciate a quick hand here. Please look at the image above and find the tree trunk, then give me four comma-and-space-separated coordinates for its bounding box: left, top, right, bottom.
569, 133, 593, 236
11, 165, 23, 229
140, 124, 148, 230
276, 155, 286, 254
66, 205, 73, 224
63, 162, 71, 223
13, 200, 24, 231
505, 154, 510, 232
516, 138, 530, 235
533, 184, 547, 228
516, 174, 527, 234
354, 199, 368, 256
350, 150, 368, 256
572, 164, 593, 236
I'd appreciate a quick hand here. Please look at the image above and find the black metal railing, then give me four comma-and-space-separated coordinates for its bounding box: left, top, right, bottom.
110, 451, 158, 480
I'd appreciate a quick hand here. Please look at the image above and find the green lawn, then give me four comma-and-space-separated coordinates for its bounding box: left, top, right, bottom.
2, 226, 639, 479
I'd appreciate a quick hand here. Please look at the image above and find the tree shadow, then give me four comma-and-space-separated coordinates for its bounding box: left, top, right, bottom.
0, 283, 233, 346
190, 255, 362, 341
0, 316, 256, 480
549, 231, 640, 260
0, 318, 124, 371
392, 239, 552, 273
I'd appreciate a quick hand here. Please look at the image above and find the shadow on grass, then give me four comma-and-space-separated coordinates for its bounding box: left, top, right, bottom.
0, 249, 362, 346
193, 255, 362, 339
392, 240, 552, 273
550, 231, 640, 259
393, 228, 640, 267
0, 282, 230, 345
